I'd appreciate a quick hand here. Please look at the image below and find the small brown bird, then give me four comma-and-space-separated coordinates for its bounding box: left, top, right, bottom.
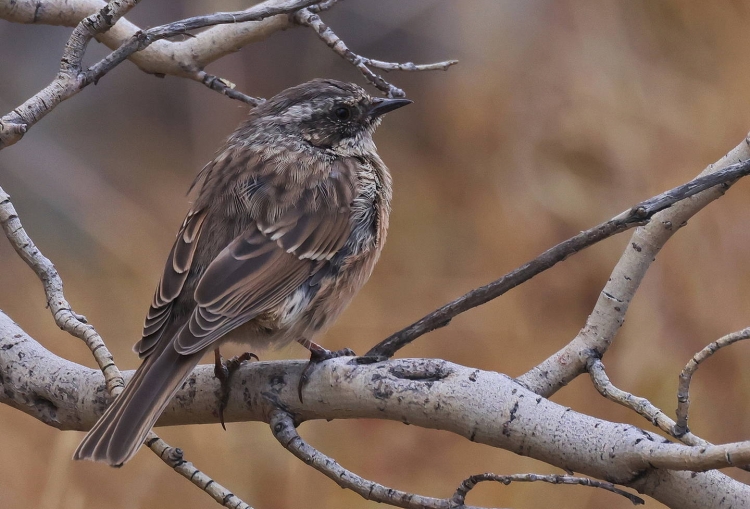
73, 79, 410, 466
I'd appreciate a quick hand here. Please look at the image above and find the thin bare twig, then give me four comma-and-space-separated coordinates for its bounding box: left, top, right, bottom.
365, 58, 458, 72
674, 327, 750, 437
269, 409, 493, 509
197, 71, 264, 106
367, 158, 750, 359
451, 473, 644, 507
293, 9, 458, 98
306, 0, 340, 13
0, 186, 251, 509
145, 437, 254, 509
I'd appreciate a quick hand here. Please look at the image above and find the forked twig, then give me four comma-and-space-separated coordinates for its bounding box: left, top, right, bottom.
587, 357, 750, 473
293, 9, 458, 98
587, 358, 707, 446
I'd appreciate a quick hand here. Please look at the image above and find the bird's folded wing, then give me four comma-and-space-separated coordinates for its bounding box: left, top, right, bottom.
135, 208, 207, 358
176, 157, 359, 356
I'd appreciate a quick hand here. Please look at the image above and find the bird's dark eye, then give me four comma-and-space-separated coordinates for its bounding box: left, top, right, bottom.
333, 106, 352, 121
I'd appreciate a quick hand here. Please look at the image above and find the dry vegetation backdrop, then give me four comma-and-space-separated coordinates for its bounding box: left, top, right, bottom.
2, 1, 750, 508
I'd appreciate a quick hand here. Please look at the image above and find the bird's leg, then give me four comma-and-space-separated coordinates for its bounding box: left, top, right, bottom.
297, 339, 356, 402
213, 348, 258, 430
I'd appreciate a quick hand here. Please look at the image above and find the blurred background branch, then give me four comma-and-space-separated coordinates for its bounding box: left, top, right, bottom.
0, 0, 455, 147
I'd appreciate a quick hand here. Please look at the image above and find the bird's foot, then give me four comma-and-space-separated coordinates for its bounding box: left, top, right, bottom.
298, 342, 356, 403
214, 349, 258, 430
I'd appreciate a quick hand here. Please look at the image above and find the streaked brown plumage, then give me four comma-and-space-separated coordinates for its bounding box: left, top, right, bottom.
73, 79, 410, 466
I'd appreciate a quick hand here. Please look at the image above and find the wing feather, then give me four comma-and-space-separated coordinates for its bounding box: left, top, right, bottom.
134, 209, 207, 358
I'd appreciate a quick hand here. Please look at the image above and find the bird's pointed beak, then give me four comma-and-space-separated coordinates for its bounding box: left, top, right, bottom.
368, 98, 412, 119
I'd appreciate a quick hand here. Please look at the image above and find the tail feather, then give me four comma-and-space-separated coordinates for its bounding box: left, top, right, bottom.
74, 342, 202, 466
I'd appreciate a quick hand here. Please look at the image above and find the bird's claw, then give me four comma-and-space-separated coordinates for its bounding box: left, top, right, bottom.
214, 350, 258, 430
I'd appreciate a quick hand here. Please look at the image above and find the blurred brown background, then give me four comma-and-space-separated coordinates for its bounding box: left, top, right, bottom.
2, 1, 750, 507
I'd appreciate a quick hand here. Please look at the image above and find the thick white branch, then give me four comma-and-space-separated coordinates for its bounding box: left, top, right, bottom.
1, 310, 748, 508
0, 0, 298, 78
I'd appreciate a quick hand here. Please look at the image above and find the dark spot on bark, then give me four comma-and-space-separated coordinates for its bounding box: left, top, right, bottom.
389, 362, 451, 382
502, 401, 519, 437
33, 1, 42, 23
270, 374, 286, 392
373, 383, 393, 400
33, 395, 57, 419
100, 5, 115, 26
631, 242, 642, 252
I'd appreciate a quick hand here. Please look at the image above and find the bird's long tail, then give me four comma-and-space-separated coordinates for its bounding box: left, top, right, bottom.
73, 341, 202, 467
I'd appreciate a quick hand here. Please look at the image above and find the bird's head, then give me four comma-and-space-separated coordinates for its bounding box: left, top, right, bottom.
240, 79, 411, 156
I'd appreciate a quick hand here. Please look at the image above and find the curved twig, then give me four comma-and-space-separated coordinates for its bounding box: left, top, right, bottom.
451, 472, 644, 507
674, 327, 750, 437
0, 186, 123, 394
269, 409, 495, 509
